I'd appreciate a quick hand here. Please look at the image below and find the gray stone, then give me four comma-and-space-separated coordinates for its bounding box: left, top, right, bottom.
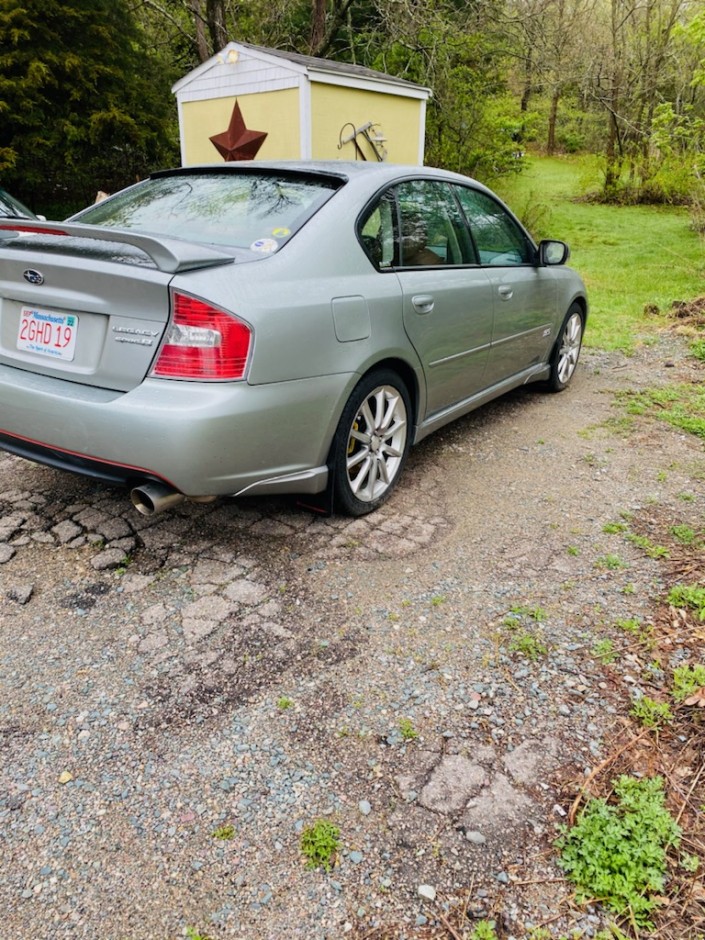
0, 544, 16, 564
466, 830, 487, 845
418, 884, 436, 901
502, 737, 560, 785
224, 579, 267, 605
461, 774, 533, 832
51, 520, 83, 544
419, 755, 487, 813
7, 582, 34, 604
90, 548, 129, 570
141, 604, 169, 626
181, 595, 232, 622
138, 632, 169, 653
182, 619, 217, 642
96, 518, 133, 541
190, 559, 242, 584
358, 800, 372, 816
0, 512, 26, 542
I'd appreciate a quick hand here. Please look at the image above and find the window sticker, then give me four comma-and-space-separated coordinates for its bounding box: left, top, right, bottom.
272, 227, 290, 238
250, 238, 279, 254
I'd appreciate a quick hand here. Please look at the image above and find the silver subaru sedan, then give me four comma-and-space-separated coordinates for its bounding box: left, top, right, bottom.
0, 162, 587, 516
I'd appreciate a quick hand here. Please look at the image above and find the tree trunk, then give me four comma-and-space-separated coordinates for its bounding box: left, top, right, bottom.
311, 0, 327, 53
520, 50, 533, 113
206, 0, 228, 53
188, 0, 210, 63
547, 85, 561, 154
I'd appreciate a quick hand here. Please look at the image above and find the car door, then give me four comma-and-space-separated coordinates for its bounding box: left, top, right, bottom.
454, 186, 558, 386
392, 179, 495, 417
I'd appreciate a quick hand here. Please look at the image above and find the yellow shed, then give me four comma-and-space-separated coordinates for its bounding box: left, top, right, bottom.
172, 42, 431, 166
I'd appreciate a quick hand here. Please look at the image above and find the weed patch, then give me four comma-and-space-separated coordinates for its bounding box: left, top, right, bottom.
557, 776, 681, 928
668, 584, 705, 620
616, 384, 705, 442
629, 695, 673, 729
300, 819, 340, 872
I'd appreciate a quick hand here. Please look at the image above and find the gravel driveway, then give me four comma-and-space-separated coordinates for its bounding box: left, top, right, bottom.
2, 335, 703, 939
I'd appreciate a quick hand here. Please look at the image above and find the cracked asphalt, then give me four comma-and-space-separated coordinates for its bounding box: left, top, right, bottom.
1, 337, 704, 939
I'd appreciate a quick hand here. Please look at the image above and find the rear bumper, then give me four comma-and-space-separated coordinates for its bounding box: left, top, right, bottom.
0, 365, 355, 496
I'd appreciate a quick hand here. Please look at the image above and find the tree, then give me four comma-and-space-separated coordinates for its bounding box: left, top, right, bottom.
0, 0, 178, 216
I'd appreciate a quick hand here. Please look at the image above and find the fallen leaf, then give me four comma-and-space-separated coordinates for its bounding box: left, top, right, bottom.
684, 687, 705, 707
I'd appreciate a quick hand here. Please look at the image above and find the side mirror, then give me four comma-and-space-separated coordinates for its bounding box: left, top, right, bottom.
538, 239, 570, 266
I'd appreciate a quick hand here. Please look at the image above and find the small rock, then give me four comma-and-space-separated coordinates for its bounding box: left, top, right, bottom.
358, 800, 372, 816
0, 544, 16, 564
7, 582, 34, 604
349, 851, 364, 864
58, 772, 73, 785
90, 548, 128, 571
418, 884, 436, 901
466, 830, 486, 845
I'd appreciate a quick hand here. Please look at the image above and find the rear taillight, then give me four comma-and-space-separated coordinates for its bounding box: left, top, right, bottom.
152, 291, 252, 380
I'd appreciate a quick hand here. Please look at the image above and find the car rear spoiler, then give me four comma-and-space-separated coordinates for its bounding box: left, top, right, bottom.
0, 219, 236, 274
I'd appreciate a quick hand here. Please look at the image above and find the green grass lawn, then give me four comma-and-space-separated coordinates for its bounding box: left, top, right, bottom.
492, 157, 705, 350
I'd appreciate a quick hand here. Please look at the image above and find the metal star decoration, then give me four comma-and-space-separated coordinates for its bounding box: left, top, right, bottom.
209, 101, 268, 162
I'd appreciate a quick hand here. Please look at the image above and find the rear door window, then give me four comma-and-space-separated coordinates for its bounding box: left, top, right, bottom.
396, 180, 475, 267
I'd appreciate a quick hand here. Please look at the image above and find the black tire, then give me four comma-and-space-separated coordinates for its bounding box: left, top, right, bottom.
547, 303, 584, 392
330, 369, 412, 516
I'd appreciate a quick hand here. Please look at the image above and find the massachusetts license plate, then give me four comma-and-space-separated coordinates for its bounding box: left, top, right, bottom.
17, 306, 79, 361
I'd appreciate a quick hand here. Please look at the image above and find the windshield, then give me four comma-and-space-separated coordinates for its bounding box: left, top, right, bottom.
71, 171, 342, 252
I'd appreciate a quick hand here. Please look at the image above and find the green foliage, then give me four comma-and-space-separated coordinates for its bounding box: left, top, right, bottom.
557, 776, 681, 927
691, 339, 705, 361
595, 554, 627, 570
630, 695, 673, 729
509, 604, 547, 622
277, 696, 293, 710
603, 522, 628, 534
680, 852, 700, 873
618, 385, 705, 443
494, 157, 705, 353
668, 585, 705, 620
398, 717, 418, 741
592, 638, 618, 665
186, 929, 213, 940
0, 0, 178, 215
615, 617, 642, 634
211, 823, 235, 841
509, 631, 548, 661
300, 819, 340, 872
670, 524, 699, 545
625, 532, 670, 559
672, 664, 705, 701
469, 922, 498, 940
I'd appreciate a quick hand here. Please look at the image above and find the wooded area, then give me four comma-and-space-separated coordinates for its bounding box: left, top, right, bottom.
1, 0, 704, 217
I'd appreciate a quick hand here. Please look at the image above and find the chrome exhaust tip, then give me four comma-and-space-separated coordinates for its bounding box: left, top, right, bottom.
130, 482, 186, 516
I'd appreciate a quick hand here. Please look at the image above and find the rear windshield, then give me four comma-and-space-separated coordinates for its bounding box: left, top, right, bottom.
71, 171, 342, 252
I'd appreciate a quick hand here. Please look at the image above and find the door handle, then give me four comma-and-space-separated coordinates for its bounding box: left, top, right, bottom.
412, 294, 434, 314
498, 285, 513, 301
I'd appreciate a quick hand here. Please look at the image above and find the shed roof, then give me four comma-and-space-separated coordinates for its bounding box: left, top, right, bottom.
173, 41, 431, 99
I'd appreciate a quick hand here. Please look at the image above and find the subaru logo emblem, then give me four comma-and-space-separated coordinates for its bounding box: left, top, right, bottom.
23, 269, 44, 285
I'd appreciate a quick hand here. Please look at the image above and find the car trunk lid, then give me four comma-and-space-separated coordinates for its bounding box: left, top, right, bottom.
0, 220, 235, 392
